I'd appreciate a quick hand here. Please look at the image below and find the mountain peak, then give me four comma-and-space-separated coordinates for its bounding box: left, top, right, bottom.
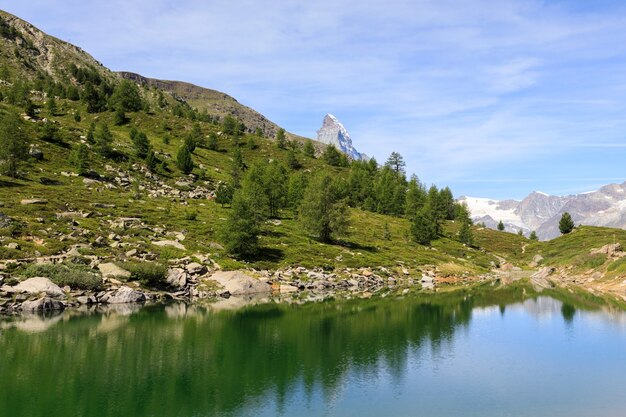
316, 114, 366, 160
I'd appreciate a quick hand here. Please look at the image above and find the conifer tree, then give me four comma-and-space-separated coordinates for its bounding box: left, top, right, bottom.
215, 182, 234, 207
94, 123, 113, 157
231, 147, 245, 188
220, 190, 261, 258
207, 132, 218, 151
132, 131, 151, 159
385, 151, 406, 175
458, 220, 474, 246
110, 79, 143, 112
299, 173, 350, 242
276, 128, 286, 149
0, 110, 28, 177
411, 206, 437, 245
303, 140, 315, 158
176, 145, 193, 174
497, 220, 505, 231
529, 230, 538, 241
69, 144, 90, 175
559, 212, 575, 234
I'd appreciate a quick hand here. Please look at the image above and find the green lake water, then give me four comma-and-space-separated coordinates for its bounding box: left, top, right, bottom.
1, 289, 626, 417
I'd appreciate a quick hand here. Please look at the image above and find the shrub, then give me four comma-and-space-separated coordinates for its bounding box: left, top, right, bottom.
120, 262, 168, 289
19, 263, 103, 290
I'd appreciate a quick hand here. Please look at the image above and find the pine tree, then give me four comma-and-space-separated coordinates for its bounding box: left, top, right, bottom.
114, 107, 126, 125
222, 115, 238, 135
263, 162, 288, 218
287, 172, 308, 209
184, 134, 196, 153
215, 182, 234, 207
299, 174, 350, 242
411, 207, 437, 245
458, 220, 474, 246
0, 110, 28, 177
322, 144, 343, 166
132, 131, 151, 159
405, 175, 426, 217
276, 128, 286, 149
145, 150, 157, 171
385, 151, 406, 175
176, 145, 193, 174
110, 80, 143, 112
207, 132, 218, 151
69, 144, 90, 175
231, 147, 245, 188
94, 123, 113, 157
497, 220, 505, 231
46, 95, 57, 115
529, 231, 538, 241
559, 212, 575, 234
287, 149, 301, 170
220, 190, 261, 258
303, 140, 315, 158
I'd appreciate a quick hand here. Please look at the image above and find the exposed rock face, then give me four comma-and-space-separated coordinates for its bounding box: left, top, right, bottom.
13, 277, 65, 298
461, 181, 626, 240
316, 114, 367, 160
166, 268, 188, 289
208, 271, 271, 296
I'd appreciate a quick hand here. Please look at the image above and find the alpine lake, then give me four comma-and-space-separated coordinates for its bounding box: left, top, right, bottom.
2, 286, 626, 417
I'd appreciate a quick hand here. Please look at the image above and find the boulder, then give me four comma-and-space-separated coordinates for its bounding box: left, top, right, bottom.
100, 286, 146, 304
6, 242, 19, 250
152, 240, 186, 250
98, 263, 131, 279
29, 147, 44, 160
279, 284, 299, 293
13, 277, 65, 298
20, 199, 48, 205
208, 271, 271, 296
21, 297, 65, 313
185, 262, 206, 275
166, 268, 188, 289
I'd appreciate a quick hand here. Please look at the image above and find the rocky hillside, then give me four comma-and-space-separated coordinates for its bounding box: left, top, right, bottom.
316, 114, 367, 160
119, 71, 307, 141
461, 182, 626, 240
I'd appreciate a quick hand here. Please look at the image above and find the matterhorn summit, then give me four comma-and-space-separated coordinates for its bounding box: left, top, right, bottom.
316, 114, 367, 160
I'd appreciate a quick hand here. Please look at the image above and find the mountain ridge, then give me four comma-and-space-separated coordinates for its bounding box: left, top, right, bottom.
461, 181, 626, 240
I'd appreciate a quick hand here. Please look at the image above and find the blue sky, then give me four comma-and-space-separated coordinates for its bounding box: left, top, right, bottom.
4, 0, 626, 200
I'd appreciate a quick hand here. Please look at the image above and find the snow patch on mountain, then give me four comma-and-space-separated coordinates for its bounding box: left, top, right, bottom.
460, 181, 626, 240
316, 114, 367, 160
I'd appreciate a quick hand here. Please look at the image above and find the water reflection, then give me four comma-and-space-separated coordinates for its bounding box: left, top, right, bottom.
0, 288, 625, 417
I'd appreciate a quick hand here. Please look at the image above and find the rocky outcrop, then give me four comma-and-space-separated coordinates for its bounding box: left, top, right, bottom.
12, 277, 65, 298
100, 286, 146, 304
208, 271, 271, 296
316, 114, 367, 160
98, 263, 131, 279
166, 268, 188, 289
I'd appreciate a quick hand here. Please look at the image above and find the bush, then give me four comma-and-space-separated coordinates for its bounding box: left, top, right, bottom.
19, 263, 103, 290
120, 262, 168, 289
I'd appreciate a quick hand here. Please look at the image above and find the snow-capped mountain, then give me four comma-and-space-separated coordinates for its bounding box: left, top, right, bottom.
460, 181, 626, 240
316, 114, 367, 160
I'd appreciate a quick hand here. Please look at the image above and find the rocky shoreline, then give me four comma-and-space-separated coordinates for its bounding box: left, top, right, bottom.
0, 254, 492, 315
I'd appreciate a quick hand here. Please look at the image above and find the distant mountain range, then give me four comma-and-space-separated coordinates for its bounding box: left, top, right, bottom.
460, 182, 626, 240
315, 114, 367, 160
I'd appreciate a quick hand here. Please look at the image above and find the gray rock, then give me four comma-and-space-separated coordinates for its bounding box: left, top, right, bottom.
21, 297, 65, 312
208, 271, 271, 296
152, 240, 186, 250
185, 262, 206, 275
13, 277, 65, 298
29, 147, 44, 160
98, 263, 131, 279
6, 242, 19, 250
20, 199, 48, 205
166, 268, 188, 289
100, 286, 146, 304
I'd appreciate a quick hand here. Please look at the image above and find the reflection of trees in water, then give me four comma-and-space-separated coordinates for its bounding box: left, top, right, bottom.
0, 287, 612, 417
